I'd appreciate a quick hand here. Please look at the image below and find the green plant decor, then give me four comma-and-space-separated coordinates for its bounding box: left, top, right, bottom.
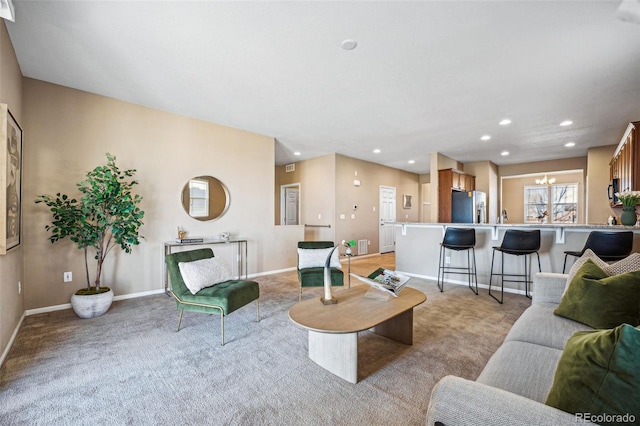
36, 153, 145, 293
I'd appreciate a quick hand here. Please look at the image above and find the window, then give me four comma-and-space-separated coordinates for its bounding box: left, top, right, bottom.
188, 178, 209, 218
552, 184, 578, 223
524, 183, 578, 223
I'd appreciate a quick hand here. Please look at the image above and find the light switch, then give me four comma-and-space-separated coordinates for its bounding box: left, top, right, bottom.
351, 214, 356, 219
318, 213, 322, 220
340, 214, 346, 220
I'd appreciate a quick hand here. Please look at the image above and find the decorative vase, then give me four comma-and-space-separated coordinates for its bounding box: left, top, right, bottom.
70, 288, 114, 318
621, 206, 637, 226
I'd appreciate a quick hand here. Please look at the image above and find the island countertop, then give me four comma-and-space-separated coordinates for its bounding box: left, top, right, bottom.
391, 222, 640, 294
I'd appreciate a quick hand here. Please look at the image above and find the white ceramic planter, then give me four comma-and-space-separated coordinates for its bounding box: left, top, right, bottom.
70, 288, 114, 319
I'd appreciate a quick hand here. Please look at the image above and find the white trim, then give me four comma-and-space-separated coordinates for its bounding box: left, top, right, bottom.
0, 311, 25, 367
395, 270, 531, 296
25, 288, 167, 316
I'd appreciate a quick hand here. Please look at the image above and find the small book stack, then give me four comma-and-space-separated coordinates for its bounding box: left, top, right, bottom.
175, 237, 204, 243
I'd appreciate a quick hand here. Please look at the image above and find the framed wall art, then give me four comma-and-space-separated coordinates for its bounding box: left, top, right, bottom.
0, 104, 22, 254
403, 194, 412, 209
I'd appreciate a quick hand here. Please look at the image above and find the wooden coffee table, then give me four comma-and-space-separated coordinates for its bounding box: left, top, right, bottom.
288, 284, 426, 383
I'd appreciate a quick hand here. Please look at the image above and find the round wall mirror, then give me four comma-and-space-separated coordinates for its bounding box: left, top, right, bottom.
181, 176, 230, 221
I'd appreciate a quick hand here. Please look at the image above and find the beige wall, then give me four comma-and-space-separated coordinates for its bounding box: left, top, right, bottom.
0, 21, 24, 362
275, 153, 420, 254
335, 155, 419, 254
501, 171, 584, 223
22, 78, 285, 310
587, 145, 617, 224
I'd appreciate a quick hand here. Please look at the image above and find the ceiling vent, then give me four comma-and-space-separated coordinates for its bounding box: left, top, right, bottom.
285, 164, 295, 173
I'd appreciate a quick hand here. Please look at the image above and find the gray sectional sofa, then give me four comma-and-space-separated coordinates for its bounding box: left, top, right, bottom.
426, 272, 597, 425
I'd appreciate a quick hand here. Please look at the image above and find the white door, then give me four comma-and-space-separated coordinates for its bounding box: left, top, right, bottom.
380, 186, 396, 253
284, 186, 299, 225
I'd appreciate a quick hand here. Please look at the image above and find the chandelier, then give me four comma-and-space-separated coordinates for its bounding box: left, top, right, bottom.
536, 174, 556, 185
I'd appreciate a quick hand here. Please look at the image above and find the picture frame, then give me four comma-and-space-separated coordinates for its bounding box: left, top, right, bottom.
403, 194, 412, 209
0, 104, 22, 254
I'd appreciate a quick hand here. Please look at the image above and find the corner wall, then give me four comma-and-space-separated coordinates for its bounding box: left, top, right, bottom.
0, 20, 24, 362
22, 78, 279, 310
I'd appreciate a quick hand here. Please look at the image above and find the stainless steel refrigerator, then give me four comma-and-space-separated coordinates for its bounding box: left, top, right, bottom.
451, 191, 487, 223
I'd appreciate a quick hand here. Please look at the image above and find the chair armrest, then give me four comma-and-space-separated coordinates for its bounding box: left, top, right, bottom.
426, 376, 594, 426
532, 272, 568, 305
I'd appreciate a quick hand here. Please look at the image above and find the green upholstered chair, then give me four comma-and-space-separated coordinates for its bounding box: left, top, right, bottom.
297, 241, 344, 301
165, 248, 260, 345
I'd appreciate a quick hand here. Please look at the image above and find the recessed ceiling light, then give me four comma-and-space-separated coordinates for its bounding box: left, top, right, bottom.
499, 119, 511, 126
481, 135, 491, 141
373, 148, 381, 154
293, 151, 301, 156
341, 39, 358, 50
408, 160, 415, 164
560, 120, 573, 126
564, 142, 576, 147
501, 151, 509, 156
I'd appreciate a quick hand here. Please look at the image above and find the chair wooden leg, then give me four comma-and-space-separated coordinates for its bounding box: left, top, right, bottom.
299, 287, 302, 302
256, 299, 260, 322
176, 310, 184, 332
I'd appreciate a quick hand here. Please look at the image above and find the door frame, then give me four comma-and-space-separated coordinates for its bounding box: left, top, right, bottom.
379, 185, 396, 253
280, 183, 301, 226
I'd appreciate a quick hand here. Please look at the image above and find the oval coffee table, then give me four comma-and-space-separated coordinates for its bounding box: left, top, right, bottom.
289, 284, 426, 383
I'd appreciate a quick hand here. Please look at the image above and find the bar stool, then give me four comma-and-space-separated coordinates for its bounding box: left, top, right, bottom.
489, 229, 541, 304
562, 231, 633, 273
437, 227, 478, 295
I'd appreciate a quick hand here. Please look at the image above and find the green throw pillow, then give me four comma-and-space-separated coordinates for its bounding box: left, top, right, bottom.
554, 259, 640, 329
546, 324, 640, 423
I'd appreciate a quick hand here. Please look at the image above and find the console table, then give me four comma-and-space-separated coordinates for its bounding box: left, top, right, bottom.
163, 238, 248, 292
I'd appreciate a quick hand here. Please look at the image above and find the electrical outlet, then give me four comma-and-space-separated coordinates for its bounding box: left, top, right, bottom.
63, 271, 72, 282
445, 256, 451, 265
18, 281, 21, 294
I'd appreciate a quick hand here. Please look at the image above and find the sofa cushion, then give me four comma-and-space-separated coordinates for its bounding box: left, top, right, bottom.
297, 247, 341, 269
565, 249, 640, 294
477, 341, 563, 403
178, 256, 232, 294
546, 324, 640, 419
554, 259, 640, 329
505, 303, 592, 350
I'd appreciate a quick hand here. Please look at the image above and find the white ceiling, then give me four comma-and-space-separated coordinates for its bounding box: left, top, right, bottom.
6, 0, 640, 174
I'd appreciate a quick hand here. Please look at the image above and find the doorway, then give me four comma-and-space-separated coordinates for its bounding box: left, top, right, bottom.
379, 185, 396, 253
281, 183, 300, 225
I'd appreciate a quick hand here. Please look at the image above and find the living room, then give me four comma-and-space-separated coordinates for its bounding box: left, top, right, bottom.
1, 2, 640, 424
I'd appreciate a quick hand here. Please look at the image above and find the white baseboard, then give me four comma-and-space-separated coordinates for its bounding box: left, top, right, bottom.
395, 270, 530, 296
25, 288, 168, 316
0, 311, 26, 368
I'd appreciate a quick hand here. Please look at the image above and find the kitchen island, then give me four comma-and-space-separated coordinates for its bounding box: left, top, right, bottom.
392, 222, 640, 296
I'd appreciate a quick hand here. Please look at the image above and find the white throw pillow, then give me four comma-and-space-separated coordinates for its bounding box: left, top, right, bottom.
297, 247, 342, 269
564, 249, 640, 294
178, 257, 233, 295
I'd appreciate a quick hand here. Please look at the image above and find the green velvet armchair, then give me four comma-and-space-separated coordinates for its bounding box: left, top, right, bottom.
165, 248, 260, 345
297, 241, 344, 301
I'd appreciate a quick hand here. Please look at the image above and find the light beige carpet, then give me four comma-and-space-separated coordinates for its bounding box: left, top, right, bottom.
0, 254, 529, 425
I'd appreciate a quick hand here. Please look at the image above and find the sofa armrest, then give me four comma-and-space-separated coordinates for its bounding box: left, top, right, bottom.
426, 376, 595, 426
532, 272, 568, 305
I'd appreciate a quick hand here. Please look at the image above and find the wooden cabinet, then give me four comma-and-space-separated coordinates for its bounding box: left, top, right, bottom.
438, 168, 476, 222
610, 121, 640, 205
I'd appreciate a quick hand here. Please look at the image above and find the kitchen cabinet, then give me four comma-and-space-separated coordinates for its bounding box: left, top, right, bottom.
438, 168, 476, 222
610, 121, 640, 205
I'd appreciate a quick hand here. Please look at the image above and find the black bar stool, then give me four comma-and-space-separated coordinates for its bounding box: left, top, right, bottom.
489, 229, 541, 304
437, 227, 478, 295
562, 231, 633, 273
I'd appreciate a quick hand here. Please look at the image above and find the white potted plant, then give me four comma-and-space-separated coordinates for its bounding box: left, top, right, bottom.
35, 153, 144, 318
